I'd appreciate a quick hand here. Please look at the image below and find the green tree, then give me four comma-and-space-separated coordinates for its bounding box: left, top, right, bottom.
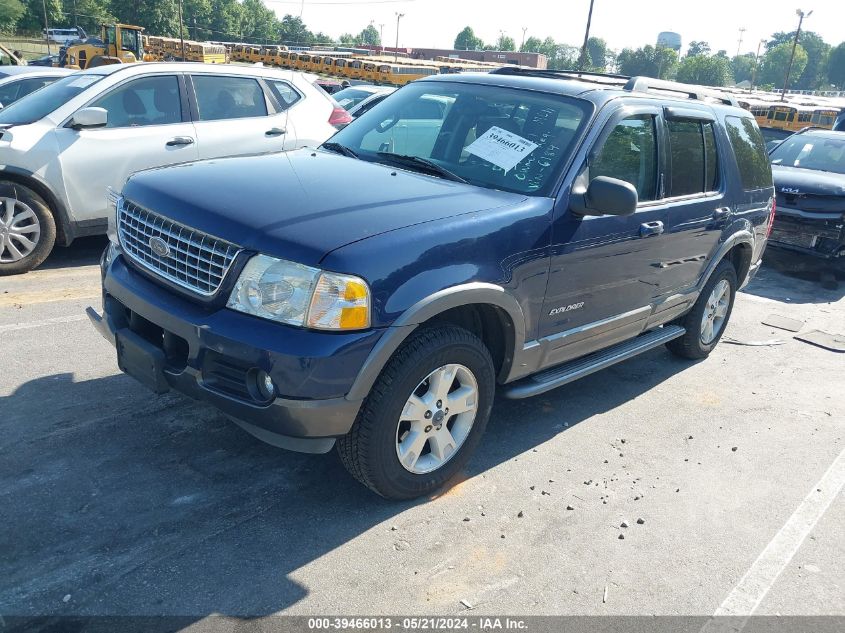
278, 14, 311, 46
617, 45, 678, 79
585, 36, 608, 71
760, 42, 808, 89
0, 0, 24, 31
454, 26, 482, 51
767, 31, 831, 90
520, 35, 542, 53
17, 0, 62, 33
828, 42, 845, 88
357, 24, 379, 46
495, 34, 515, 51
731, 53, 756, 84
676, 54, 732, 86
686, 41, 711, 57
338, 33, 356, 46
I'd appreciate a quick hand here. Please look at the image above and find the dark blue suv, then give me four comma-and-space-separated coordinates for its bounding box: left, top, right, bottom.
89, 69, 775, 499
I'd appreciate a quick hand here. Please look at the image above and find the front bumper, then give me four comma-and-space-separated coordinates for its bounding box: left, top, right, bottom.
769, 206, 845, 262
90, 252, 385, 453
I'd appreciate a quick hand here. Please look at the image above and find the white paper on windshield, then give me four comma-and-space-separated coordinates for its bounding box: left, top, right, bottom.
465, 126, 538, 173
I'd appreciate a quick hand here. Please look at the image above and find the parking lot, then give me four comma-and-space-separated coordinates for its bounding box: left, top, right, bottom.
2, 241, 843, 622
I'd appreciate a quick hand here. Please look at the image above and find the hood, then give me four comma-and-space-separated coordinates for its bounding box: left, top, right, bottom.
771, 164, 845, 197
122, 149, 525, 266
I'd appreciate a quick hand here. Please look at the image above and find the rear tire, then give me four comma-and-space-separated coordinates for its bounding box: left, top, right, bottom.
667, 259, 737, 360
0, 182, 56, 276
337, 326, 495, 500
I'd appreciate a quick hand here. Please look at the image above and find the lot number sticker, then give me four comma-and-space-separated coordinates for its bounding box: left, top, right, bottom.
465, 126, 538, 173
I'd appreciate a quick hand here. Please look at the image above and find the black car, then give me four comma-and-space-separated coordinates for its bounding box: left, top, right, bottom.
769, 128, 845, 265
90, 70, 775, 499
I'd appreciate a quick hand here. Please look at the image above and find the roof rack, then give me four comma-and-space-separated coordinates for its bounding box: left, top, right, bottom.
488, 67, 738, 107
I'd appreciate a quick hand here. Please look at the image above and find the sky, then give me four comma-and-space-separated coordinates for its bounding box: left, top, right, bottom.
265, 0, 845, 55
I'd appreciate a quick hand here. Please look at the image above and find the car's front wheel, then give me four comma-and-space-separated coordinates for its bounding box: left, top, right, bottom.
0, 182, 56, 276
337, 326, 495, 500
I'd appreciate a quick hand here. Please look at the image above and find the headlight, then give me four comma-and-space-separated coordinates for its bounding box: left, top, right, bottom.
227, 255, 371, 330
106, 187, 121, 245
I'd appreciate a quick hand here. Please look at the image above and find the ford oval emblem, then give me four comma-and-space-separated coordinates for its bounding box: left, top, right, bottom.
149, 236, 171, 258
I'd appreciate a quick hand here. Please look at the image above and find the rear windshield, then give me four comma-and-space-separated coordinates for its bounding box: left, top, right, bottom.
0, 74, 103, 125
333, 87, 378, 110
329, 81, 592, 196
724, 116, 772, 190
770, 134, 845, 175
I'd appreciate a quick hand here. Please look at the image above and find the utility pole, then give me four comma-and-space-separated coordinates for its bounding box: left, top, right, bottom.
42, 0, 51, 55
750, 38, 766, 91
300, 0, 305, 19
736, 27, 746, 57
193, 17, 198, 41
521, 27, 527, 51
781, 9, 812, 101
379, 23, 384, 51
394, 12, 404, 62
73, 0, 77, 29
579, 0, 595, 71
177, 0, 186, 60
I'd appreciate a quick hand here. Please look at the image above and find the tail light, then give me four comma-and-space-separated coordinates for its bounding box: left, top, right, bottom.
328, 106, 352, 129
766, 198, 777, 238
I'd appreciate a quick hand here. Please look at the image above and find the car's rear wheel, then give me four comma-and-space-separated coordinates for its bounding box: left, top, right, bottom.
666, 259, 737, 359
337, 326, 495, 500
0, 182, 56, 276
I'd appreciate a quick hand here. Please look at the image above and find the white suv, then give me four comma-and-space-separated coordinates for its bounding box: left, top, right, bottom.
0, 62, 348, 274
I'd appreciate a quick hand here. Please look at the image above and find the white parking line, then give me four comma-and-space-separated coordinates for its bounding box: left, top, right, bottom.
0, 314, 88, 333
701, 446, 845, 632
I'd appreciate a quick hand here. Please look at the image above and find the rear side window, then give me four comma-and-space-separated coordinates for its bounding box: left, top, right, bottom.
591, 115, 658, 202
724, 116, 772, 190
266, 80, 300, 111
193, 75, 268, 121
666, 119, 720, 196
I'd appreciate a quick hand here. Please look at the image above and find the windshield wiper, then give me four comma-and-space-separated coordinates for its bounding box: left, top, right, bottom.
321, 141, 358, 159
375, 152, 468, 184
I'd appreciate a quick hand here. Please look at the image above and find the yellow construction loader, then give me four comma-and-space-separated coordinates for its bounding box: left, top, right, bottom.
64, 24, 146, 70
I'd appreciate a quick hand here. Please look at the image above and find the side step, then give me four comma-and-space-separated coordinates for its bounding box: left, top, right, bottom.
503, 325, 685, 399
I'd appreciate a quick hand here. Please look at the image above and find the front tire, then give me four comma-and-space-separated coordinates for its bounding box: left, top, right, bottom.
337, 326, 495, 500
0, 182, 57, 276
667, 259, 737, 359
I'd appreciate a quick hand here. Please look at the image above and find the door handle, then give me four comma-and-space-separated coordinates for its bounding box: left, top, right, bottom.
265, 127, 286, 136
639, 221, 664, 237
166, 136, 194, 146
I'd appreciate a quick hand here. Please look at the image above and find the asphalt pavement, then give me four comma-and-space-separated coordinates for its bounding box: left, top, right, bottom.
1, 240, 843, 623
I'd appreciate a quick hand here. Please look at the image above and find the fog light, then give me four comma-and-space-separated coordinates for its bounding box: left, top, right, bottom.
256, 370, 275, 400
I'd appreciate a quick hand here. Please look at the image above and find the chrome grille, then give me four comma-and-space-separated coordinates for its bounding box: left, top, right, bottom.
118, 199, 241, 296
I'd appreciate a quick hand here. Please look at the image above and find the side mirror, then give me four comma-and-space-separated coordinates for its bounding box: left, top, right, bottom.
571, 176, 638, 216
70, 106, 107, 130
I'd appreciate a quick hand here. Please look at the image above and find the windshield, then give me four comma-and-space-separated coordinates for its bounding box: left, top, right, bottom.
0, 73, 103, 126
770, 134, 845, 175
333, 87, 380, 110
327, 81, 591, 196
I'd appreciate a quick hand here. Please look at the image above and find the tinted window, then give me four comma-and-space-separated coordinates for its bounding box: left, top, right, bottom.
0, 77, 56, 106
666, 119, 720, 197
770, 133, 845, 175
193, 75, 268, 121
330, 82, 590, 196
90, 75, 181, 128
703, 122, 718, 191
591, 115, 658, 202
0, 73, 102, 125
724, 116, 772, 190
266, 80, 300, 111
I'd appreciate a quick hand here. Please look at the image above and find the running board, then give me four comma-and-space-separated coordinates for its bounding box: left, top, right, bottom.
503, 325, 686, 399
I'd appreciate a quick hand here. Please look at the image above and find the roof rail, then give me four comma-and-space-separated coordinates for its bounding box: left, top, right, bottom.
489, 67, 631, 82
489, 66, 739, 107
624, 76, 738, 107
